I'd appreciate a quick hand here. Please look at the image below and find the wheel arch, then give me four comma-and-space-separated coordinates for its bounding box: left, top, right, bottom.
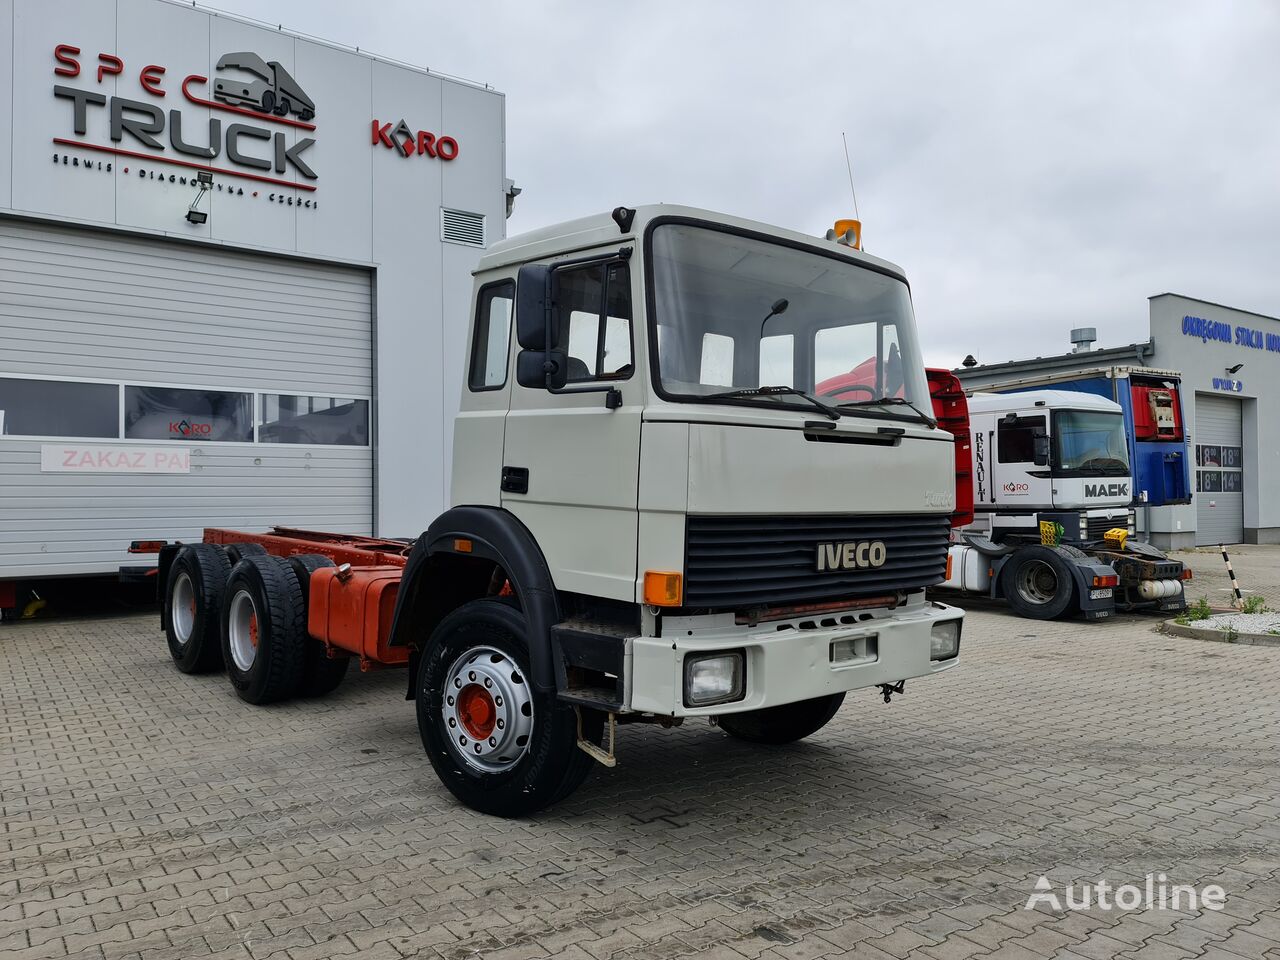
389, 506, 562, 697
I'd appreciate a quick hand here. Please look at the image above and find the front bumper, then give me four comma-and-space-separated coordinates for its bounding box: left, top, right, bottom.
627, 599, 963, 717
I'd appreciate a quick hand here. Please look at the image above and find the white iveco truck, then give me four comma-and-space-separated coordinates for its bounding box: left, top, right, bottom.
154, 205, 966, 817
938, 391, 1188, 620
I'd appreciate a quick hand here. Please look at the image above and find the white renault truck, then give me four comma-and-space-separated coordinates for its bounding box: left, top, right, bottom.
150, 204, 965, 817
937, 390, 1188, 620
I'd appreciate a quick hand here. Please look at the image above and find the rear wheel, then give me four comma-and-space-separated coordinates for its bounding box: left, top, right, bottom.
259, 89, 275, 114
1001, 546, 1076, 620
164, 544, 231, 673
225, 542, 268, 565
285, 554, 350, 697
416, 599, 600, 817
717, 693, 845, 745
221, 556, 306, 704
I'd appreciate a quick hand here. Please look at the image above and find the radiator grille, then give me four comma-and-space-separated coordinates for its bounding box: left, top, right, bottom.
684, 514, 951, 610
1085, 515, 1128, 540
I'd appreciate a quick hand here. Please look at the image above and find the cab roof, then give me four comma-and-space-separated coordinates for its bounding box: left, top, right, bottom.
967, 390, 1123, 415
477, 204, 908, 280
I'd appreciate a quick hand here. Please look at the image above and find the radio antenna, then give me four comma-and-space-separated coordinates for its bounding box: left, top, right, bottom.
841, 132, 861, 221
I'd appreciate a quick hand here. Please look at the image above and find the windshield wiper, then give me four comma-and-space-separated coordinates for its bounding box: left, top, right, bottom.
836, 395, 937, 428
704, 385, 842, 420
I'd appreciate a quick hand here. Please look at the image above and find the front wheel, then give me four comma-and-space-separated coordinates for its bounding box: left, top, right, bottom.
416, 599, 599, 817
717, 693, 845, 745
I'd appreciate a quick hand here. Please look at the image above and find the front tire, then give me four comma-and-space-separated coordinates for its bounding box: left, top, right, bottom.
221, 556, 306, 705
416, 599, 599, 817
717, 693, 845, 745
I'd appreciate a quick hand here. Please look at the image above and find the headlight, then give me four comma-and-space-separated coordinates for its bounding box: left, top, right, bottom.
683, 650, 745, 707
930, 621, 961, 661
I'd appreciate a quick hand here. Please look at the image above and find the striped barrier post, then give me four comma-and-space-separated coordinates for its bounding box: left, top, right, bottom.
1220, 544, 1244, 609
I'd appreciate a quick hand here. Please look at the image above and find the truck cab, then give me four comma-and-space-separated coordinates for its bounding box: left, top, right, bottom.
967, 390, 1136, 543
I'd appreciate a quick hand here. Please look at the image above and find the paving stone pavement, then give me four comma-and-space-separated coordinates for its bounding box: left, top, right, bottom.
3, 547, 1279, 960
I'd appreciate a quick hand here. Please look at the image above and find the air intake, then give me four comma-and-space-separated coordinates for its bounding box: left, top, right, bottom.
441, 208, 485, 246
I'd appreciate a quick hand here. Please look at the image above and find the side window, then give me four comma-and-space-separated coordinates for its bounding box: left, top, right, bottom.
469, 281, 515, 390
124, 386, 253, 442
997, 415, 1044, 463
553, 261, 633, 382
0, 377, 119, 438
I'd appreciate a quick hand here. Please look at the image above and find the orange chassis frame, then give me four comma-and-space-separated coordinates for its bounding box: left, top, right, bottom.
197, 527, 412, 671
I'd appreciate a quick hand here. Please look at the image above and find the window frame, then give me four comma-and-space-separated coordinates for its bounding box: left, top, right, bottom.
996, 414, 1045, 465
642, 215, 927, 425
551, 257, 635, 384
468, 278, 516, 393
0, 374, 121, 440
0, 372, 371, 449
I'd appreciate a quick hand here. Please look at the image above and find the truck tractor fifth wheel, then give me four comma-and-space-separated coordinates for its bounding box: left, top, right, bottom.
416, 599, 602, 817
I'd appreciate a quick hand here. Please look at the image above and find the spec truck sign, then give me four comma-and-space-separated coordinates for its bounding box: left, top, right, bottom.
41, 445, 191, 474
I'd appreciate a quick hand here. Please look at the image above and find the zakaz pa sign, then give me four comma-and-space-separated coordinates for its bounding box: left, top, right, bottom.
51, 44, 319, 192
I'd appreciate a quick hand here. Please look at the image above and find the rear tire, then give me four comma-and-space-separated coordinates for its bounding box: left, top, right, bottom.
221, 556, 306, 704
164, 544, 231, 673
284, 554, 351, 697
415, 599, 600, 817
225, 542, 268, 565
1001, 546, 1076, 620
259, 89, 275, 114
717, 693, 845, 745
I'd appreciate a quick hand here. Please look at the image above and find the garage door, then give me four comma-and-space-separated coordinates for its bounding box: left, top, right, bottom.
1194, 393, 1244, 546
0, 218, 373, 579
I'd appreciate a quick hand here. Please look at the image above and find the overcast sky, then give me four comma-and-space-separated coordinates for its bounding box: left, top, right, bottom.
211, 1, 1279, 368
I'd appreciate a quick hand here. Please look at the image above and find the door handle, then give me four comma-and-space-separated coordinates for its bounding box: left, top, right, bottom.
501, 466, 529, 494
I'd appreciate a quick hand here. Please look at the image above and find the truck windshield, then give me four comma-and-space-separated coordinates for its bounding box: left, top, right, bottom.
1053, 410, 1130, 476
649, 223, 929, 417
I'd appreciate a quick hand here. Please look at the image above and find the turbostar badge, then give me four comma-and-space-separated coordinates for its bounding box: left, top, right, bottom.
816, 541, 888, 571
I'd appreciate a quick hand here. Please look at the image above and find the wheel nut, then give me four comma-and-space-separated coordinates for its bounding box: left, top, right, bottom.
468, 671, 476, 681
447, 696, 454, 706
495, 696, 503, 707
448, 718, 456, 727
488, 737, 496, 747
454, 677, 462, 688
459, 736, 467, 745
484, 678, 492, 688
496, 719, 504, 730
474, 744, 481, 753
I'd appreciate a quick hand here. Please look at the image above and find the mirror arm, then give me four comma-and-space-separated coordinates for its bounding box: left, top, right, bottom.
549, 382, 624, 410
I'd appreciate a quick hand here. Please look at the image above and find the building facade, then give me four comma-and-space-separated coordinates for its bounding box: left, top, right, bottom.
956, 293, 1280, 548
0, 0, 508, 581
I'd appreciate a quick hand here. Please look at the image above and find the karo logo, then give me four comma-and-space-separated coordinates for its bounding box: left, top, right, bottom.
169, 419, 212, 437
371, 119, 459, 161
1003, 481, 1030, 494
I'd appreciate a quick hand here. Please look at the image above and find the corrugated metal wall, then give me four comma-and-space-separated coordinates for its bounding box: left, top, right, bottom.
1194, 393, 1244, 546
0, 218, 374, 579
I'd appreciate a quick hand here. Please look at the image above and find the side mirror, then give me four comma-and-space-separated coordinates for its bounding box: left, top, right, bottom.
1032, 433, 1050, 467
516, 349, 568, 390
515, 263, 555, 350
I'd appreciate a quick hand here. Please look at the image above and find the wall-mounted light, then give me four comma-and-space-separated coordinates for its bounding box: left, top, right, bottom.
186, 170, 213, 226
1226, 363, 1244, 375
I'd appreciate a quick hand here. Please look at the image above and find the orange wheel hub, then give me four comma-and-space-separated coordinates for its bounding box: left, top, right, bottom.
456, 683, 496, 740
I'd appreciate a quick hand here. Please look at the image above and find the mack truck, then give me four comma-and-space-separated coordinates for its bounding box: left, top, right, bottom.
959, 364, 1192, 517
143, 205, 965, 817
936, 389, 1189, 620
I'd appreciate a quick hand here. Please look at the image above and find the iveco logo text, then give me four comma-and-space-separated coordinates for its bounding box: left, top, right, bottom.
816, 541, 887, 571
1085, 482, 1129, 498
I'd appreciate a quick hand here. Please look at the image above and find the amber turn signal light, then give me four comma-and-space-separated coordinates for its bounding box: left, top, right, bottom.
643, 571, 683, 607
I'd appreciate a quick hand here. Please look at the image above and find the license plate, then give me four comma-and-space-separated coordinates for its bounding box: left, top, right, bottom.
1089, 588, 1113, 600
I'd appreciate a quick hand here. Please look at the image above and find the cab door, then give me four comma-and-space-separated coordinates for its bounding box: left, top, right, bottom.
995, 414, 1053, 508
501, 257, 643, 602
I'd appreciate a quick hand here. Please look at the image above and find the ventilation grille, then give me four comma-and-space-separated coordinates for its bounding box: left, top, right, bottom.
441, 208, 485, 246
684, 514, 951, 610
